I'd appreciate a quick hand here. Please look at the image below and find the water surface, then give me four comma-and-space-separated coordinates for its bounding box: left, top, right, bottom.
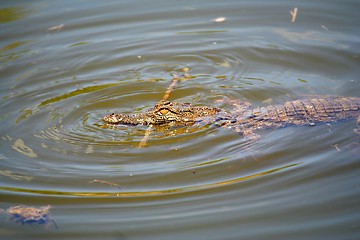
1, 0, 359, 239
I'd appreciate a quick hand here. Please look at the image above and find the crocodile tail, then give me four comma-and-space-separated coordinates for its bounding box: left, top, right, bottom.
246, 96, 360, 127
277, 97, 360, 125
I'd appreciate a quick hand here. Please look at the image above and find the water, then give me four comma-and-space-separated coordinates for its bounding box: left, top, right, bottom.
1, 0, 360, 239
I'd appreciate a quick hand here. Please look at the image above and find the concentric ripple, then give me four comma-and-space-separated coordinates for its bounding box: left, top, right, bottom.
1, 64, 301, 198
1, 44, 352, 198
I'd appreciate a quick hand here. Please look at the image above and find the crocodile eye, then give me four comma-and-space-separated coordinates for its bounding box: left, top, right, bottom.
159, 109, 169, 115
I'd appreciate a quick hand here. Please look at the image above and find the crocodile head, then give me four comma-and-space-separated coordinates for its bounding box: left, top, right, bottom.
103, 100, 220, 126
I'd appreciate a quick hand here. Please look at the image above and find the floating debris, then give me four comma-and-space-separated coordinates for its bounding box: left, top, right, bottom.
331, 144, 341, 152
213, 17, 226, 23
48, 24, 64, 31
321, 25, 329, 30
89, 179, 122, 189
290, 7, 298, 23
1, 205, 57, 228
138, 125, 152, 148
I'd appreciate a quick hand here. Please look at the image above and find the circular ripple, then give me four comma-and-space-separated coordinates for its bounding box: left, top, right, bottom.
2, 70, 278, 197
0, 30, 296, 197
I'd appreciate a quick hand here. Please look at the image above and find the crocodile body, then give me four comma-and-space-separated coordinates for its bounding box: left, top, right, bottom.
103, 96, 360, 137
103, 100, 222, 125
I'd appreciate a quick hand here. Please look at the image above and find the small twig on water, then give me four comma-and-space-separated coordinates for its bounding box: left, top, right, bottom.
89, 179, 121, 189
48, 24, 64, 31
321, 25, 329, 31
138, 68, 191, 147
162, 78, 178, 101
290, 7, 298, 23
161, 67, 191, 102
331, 144, 341, 152
327, 123, 332, 133
138, 125, 153, 148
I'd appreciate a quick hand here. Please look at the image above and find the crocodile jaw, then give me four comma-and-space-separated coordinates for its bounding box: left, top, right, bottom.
103, 113, 154, 125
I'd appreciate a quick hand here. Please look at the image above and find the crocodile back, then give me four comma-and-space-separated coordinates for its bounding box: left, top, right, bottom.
238, 96, 360, 129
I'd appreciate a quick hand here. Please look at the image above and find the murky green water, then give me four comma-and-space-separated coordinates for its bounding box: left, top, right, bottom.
1, 0, 359, 239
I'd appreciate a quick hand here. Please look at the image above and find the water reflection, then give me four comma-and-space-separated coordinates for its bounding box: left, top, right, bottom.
0, 0, 359, 239
0, 162, 299, 197
0, 41, 31, 63
11, 139, 38, 158
0, 7, 29, 24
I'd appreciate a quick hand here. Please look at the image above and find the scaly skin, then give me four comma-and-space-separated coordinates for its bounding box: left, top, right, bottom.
103, 96, 360, 137
225, 96, 360, 138
103, 100, 223, 125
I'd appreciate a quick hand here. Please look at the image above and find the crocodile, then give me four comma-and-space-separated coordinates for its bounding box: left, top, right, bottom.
103, 96, 360, 138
